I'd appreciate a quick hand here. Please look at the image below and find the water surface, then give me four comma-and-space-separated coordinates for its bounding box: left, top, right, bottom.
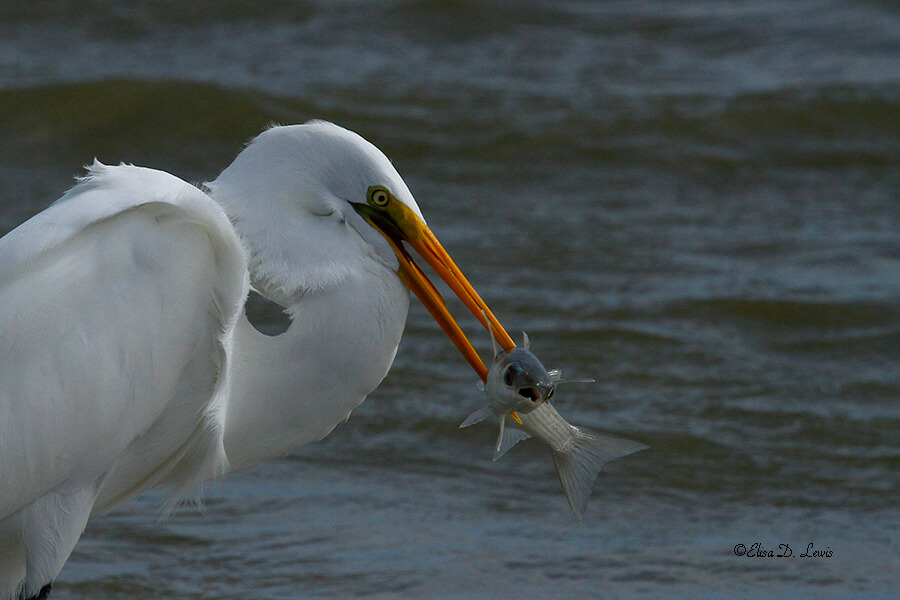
1, 1, 897, 598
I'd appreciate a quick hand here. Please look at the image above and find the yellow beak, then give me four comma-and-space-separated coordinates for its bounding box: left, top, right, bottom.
354, 199, 515, 382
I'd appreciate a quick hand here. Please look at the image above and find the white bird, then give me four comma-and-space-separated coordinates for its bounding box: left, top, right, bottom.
0, 121, 516, 600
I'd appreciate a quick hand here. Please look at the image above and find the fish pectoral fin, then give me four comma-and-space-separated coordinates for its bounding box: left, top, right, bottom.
493, 415, 532, 461
557, 377, 596, 385
482, 308, 501, 360
553, 429, 649, 522
460, 406, 493, 428
548, 369, 595, 385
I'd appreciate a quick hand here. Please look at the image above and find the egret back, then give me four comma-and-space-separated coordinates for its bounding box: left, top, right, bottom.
0, 163, 248, 521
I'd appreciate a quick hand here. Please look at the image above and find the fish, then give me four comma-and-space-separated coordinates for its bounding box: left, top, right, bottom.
461, 332, 552, 421
461, 331, 648, 521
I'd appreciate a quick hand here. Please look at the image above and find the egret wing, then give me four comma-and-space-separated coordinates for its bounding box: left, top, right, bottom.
0, 163, 247, 520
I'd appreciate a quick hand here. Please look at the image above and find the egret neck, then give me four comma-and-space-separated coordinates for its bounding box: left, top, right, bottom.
206, 122, 516, 472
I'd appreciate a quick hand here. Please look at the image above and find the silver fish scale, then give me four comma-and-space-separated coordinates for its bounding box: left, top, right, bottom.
518, 401, 576, 453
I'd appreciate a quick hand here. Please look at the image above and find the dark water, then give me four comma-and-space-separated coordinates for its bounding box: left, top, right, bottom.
1, 1, 898, 598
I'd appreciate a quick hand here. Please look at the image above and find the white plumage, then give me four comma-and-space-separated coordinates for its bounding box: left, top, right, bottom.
0, 122, 511, 600
0, 163, 248, 597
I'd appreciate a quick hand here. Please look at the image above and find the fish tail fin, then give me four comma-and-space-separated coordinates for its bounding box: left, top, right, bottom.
552, 428, 648, 522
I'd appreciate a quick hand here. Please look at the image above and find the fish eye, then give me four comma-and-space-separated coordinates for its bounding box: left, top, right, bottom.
368, 186, 390, 207
503, 366, 514, 386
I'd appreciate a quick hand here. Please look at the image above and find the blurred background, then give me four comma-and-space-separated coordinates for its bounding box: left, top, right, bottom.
1, 1, 897, 598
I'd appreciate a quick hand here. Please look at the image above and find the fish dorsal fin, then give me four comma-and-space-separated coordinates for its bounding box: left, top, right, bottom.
459, 406, 493, 428
493, 414, 532, 461
522, 331, 530, 349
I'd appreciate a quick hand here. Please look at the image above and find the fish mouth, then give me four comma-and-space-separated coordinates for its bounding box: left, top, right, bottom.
353, 199, 515, 382
517, 386, 541, 403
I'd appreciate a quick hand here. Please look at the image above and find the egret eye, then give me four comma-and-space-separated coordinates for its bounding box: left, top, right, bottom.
368, 186, 390, 207
503, 366, 514, 386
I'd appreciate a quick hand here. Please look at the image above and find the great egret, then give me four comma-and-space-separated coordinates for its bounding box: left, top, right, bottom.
0, 121, 517, 600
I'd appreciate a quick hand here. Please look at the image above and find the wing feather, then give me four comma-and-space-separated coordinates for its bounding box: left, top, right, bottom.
0, 162, 248, 520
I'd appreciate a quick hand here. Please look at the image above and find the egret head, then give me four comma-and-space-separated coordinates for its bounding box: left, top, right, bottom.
208, 121, 513, 379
